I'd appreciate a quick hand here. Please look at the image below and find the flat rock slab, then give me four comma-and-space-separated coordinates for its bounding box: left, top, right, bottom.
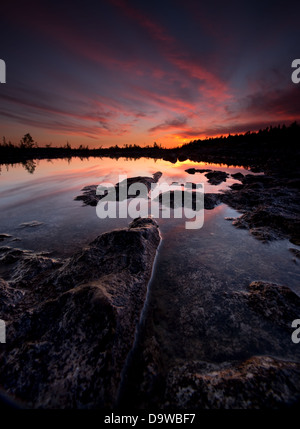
0, 218, 160, 408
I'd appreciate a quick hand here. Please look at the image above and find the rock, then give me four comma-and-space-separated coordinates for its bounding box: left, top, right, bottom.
154, 190, 219, 211
151, 280, 300, 410
204, 193, 221, 210
248, 226, 281, 242
231, 172, 244, 180
0, 278, 25, 315
185, 168, 212, 174
75, 172, 162, 206
0, 234, 12, 242
246, 281, 300, 328
205, 170, 229, 185
0, 218, 160, 408
229, 183, 244, 190
120, 269, 300, 409
220, 173, 300, 243
52, 217, 160, 293
74, 185, 99, 206
0, 247, 62, 292
289, 248, 300, 259
163, 356, 300, 409
241, 174, 274, 187
18, 221, 44, 228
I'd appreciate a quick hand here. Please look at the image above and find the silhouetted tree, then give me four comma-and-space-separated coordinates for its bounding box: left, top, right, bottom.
19, 133, 35, 149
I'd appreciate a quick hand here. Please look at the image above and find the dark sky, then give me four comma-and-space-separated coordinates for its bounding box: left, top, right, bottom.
1, 0, 300, 147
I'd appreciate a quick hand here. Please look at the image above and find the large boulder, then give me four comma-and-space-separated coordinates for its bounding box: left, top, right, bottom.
0, 218, 160, 408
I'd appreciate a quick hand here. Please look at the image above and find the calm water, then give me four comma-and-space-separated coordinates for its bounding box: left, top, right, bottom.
0, 156, 255, 256
1, 156, 299, 289
1, 157, 300, 372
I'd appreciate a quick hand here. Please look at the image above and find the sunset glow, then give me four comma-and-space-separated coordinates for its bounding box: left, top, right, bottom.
1, 0, 300, 148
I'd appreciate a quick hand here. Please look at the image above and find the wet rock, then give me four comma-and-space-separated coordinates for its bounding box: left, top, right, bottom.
0, 218, 160, 408
289, 248, 300, 259
159, 280, 300, 409
0, 247, 62, 291
0, 247, 27, 265
246, 281, 300, 328
230, 206, 300, 243
154, 190, 219, 211
52, 217, 160, 293
248, 226, 281, 242
185, 168, 212, 174
230, 183, 244, 190
120, 262, 300, 409
231, 172, 244, 180
74, 184, 99, 206
241, 174, 274, 187
0, 278, 25, 315
0, 234, 12, 242
116, 171, 162, 195
221, 173, 300, 243
163, 356, 300, 409
205, 170, 229, 185
75, 172, 162, 206
18, 221, 44, 228
204, 193, 221, 210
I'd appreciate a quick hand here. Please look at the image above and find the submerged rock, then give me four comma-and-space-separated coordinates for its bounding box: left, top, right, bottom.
0, 234, 12, 241
75, 172, 162, 206
185, 168, 230, 185
0, 218, 160, 408
154, 189, 219, 211
231, 172, 244, 181
246, 281, 300, 327
205, 170, 229, 185
185, 168, 212, 174
18, 221, 44, 228
74, 184, 99, 206
289, 248, 300, 259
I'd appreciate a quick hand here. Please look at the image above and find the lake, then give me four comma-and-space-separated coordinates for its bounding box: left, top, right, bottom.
1, 156, 300, 403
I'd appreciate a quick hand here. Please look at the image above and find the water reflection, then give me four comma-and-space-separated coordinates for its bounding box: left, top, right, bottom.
0, 157, 297, 265
0, 156, 251, 175
21, 159, 36, 174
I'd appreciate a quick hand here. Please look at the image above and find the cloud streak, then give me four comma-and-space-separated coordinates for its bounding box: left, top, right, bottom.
0, 0, 300, 147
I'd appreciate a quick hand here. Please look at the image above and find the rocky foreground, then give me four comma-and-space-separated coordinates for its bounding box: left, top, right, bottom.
1, 168, 300, 409
161, 281, 300, 409
0, 218, 160, 408
76, 168, 300, 245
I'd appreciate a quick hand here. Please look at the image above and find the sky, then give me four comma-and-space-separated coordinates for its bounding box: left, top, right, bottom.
0, 0, 300, 148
